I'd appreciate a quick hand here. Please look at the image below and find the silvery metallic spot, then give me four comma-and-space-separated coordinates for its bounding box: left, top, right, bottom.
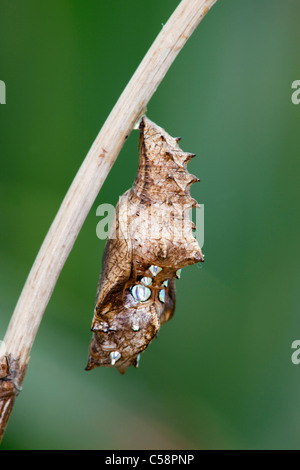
132, 323, 140, 332
131, 285, 151, 302
176, 269, 182, 279
136, 354, 141, 368
159, 289, 166, 303
149, 265, 162, 277
141, 277, 152, 286
162, 280, 169, 287
110, 351, 121, 366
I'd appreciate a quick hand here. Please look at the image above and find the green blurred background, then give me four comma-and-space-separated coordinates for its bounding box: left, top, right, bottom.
0, 0, 300, 450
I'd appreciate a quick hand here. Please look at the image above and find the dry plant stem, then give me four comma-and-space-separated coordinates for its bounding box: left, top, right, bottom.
0, 0, 218, 442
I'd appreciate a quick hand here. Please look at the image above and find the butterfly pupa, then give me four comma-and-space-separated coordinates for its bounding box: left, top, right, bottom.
86, 117, 204, 373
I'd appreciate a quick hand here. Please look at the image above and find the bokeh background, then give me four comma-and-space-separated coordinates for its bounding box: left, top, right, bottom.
0, 0, 300, 450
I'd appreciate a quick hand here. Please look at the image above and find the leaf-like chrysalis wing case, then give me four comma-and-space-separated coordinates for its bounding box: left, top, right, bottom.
86, 117, 204, 374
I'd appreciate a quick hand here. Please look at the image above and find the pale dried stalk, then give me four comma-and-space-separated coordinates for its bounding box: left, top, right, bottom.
0, 0, 218, 442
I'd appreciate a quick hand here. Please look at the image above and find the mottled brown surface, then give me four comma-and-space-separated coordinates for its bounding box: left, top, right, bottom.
0, 356, 23, 442
86, 117, 204, 373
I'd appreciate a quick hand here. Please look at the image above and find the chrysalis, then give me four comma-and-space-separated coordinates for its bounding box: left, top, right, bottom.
86, 117, 204, 374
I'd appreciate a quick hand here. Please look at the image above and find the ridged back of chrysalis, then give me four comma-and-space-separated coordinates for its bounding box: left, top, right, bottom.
127, 116, 203, 268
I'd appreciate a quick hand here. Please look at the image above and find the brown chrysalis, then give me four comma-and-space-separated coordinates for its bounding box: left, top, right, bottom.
86, 117, 204, 374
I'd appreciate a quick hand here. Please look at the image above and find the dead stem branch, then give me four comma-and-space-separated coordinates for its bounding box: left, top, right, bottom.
0, 0, 218, 443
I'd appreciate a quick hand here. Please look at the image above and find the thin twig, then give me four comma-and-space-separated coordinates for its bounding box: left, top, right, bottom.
0, 0, 218, 443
